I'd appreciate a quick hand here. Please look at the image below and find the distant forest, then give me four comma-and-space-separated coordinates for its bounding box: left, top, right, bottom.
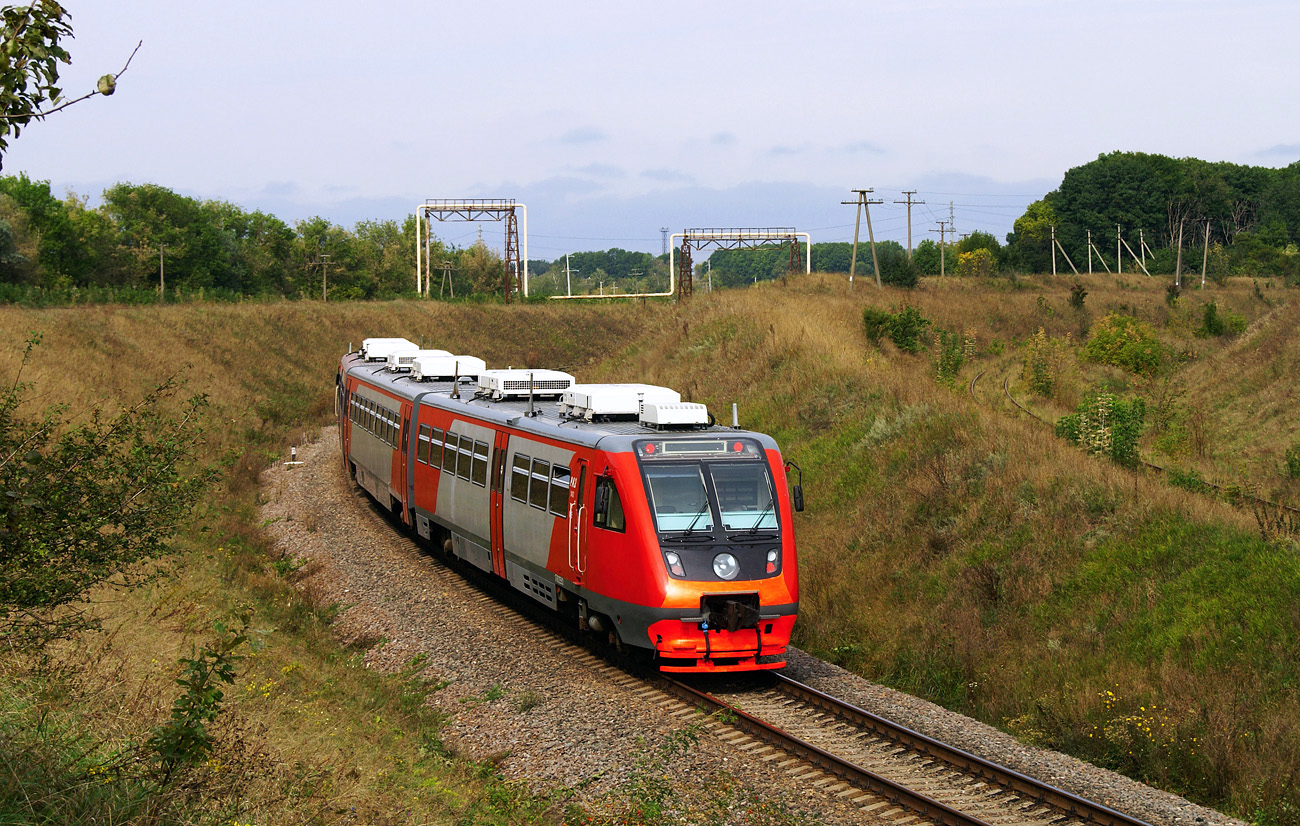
2, 151, 1297, 305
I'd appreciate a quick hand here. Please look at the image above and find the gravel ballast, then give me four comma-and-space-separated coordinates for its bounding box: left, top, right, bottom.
260, 428, 1245, 826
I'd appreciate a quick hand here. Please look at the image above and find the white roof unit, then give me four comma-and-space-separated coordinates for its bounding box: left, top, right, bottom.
560, 383, 681, 420
361, 337, 418, 362
478, 368, 575, 400
640, 401, 711, 429
385, 348, 451, 372
412, 354, 487, 382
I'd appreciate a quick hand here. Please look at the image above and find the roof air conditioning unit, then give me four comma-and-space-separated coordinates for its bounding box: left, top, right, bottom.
478, 369, 575, 400
361, 337, 418, 362
560, 384, 680, 420
412, 354, 487, 382
386, 348, 451, 372
640, 401, 711, 429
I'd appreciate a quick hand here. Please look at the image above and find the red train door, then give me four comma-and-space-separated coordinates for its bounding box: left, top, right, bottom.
489, 431, 510, 578
567, 459, 589, 583
398, 410, 411, 525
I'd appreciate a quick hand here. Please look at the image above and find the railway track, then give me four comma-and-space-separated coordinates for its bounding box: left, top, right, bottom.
663, 673, 1154, 826
358, 490, 1156, 826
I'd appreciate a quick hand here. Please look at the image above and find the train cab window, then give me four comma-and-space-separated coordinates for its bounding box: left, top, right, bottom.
417, 424, 431, 464
456, 437, 473, 480
442, 433, 460, 472
593, 477, 626, 533
471, 440, 489, 487
549, 465, 571, 517
430, 428, 444, 466
529, 458, 550, 510
510, 454, 530, 502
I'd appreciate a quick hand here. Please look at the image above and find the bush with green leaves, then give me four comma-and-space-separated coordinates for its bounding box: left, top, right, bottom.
1286, 441, 1300, 480
861, 304, 931, 353
1081, 313, 1165, 377
1, 335, 214, 645
1195, 301, 1248, 338
1055, 393, 1146, 469
933, 329, 966, 386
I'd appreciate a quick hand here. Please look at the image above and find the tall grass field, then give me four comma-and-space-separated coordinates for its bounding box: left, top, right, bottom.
1, 272, 1297, 824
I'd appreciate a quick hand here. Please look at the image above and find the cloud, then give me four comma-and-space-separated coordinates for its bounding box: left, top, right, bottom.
709, 132, 737, 147
557, 126, 608, 144
640, 168, 695, 184
766, 144, 811, 157
571, 163, 626, 179
1255, 143, 1300, 160
842, 140, 886, 155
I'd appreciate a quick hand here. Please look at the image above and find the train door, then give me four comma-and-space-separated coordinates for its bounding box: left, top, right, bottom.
398, 409, 412, 524
567, 458, 589, 583
341, 379, 353, 469
489, 431, 510, 578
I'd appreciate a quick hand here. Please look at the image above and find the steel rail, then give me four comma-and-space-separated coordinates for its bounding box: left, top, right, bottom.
663, 677, 998, 826
771, 673, 1154, 826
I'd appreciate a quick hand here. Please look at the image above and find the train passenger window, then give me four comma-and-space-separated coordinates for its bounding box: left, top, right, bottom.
471, 440, 489, 487
549, 465, 571, 517
442, 433, 459, 472
593, 477, 626, 532
430, 428, 444, 466
417, 424, 431, 464
456, 437, 473, 480
510, 454, 530, 502
529, 459, 550, 510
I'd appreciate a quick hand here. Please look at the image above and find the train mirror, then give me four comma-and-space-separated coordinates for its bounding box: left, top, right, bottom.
594, 482, 610, 517
792, 484, 804, 512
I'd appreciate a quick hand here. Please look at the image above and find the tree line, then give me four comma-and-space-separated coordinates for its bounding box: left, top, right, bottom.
0, 175, 518, 304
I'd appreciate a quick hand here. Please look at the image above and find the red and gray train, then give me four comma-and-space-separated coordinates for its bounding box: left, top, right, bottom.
335, 337, 801, 673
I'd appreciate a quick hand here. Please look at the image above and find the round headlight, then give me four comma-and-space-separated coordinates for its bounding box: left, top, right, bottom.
712, 552, 739, 580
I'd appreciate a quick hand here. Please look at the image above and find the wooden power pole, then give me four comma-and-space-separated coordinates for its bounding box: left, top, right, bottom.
894, 190, 925, 259
843, 188, 884, 287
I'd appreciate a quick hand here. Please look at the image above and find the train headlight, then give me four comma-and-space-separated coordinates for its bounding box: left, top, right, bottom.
712, 552, 739, 580
664, 551, 685, 578
766, 549, 778, 574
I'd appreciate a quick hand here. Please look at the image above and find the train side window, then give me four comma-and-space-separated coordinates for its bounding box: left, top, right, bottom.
417, 424, 431, 464
549, 465, 571, 517
510, 454, 530, 502
471, 440, 489, 487
529, 458, 550, 510
442, 432, 459, 472
456, 437, 473, 480
430, 427, 444, 467
593, 477, 626, 532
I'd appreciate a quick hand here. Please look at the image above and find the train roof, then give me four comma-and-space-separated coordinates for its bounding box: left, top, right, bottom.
341, 352, 779, 454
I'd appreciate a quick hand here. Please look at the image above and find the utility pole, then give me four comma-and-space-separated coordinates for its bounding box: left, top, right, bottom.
158, 243, 167, 296
894, 190, 925, 259
1117, 225, 1122, 274
320, 254, 331, 302
1201, 220, 1210, 287
930, 221, 949, 277
843, 188, 884, 288
565, 253, 578, 297
707, 259, 712, 292
1050, 226, 1057, 277
949, 201, 955, 240
660, 227, 670, 257
1174, 220, 1185, 288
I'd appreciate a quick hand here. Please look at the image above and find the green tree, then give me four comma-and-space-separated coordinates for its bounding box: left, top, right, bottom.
0, 173, 77, 284
0, 2, 134, 167
1, 336, 214, 645
102, 183, 231, 291
912, 238, 942, 275
1005, 197, 1058, 273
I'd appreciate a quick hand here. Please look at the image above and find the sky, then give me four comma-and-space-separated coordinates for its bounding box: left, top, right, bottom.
6, 0, 1300, 260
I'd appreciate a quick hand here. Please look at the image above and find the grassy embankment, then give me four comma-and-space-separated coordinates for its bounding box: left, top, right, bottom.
2, 274, 1298, 824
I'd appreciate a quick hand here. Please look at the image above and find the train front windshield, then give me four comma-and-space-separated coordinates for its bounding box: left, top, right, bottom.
637, 439, 778, 537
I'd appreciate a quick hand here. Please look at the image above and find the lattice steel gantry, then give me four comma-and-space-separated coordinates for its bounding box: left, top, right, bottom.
415, 199, 528, 301
671, 228, 812, 300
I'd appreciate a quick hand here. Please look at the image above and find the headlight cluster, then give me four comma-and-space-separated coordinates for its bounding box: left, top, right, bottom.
712, 552, 739, 580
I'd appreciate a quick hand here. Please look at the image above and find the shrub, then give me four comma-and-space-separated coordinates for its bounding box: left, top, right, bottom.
1195, 301, 1248, 338
1081, 313, 1165, 377
1068, 282, 1087, 309
887, 305, 930, 353
933, 329, 966, 386
861, 305, 931, 353
862, 306, 891, 344
1055, 393, 1146, 469
1167, 467, 1213, 494
956, 248, 996, 278
1286, 441, 1300, 480
1022, 327, 1065, 398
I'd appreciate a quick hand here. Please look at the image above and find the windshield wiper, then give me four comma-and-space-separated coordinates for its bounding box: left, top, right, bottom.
747, 500, 775, 533
663, 503, 712, 542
